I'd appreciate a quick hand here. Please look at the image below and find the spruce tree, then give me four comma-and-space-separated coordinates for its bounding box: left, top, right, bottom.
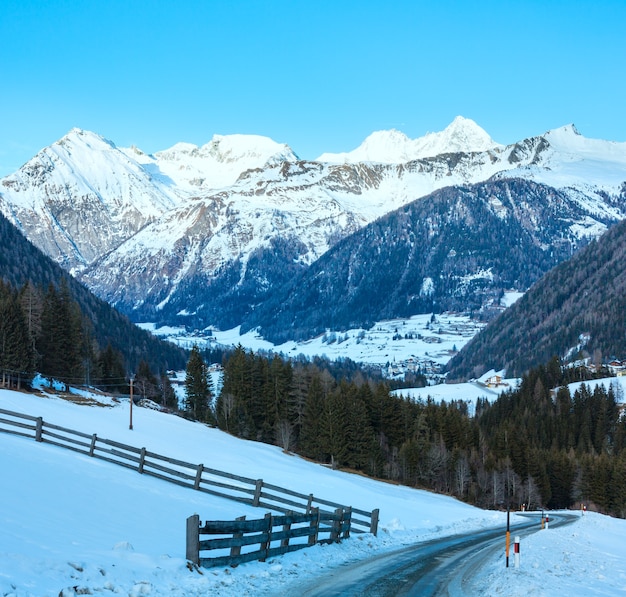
96, 343, 128, 393
135, 359, 159, 401
184, 345, 213, 423
38, 281, 83, 391
159, 370, 178, 410
299, 373, 325, 460
0, 284, 34, 388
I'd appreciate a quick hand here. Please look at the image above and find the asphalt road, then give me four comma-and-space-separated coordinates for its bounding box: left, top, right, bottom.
297, 512, 578, 597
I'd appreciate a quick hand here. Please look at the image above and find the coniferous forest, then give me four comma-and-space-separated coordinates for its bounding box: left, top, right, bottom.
192, 348, 626, 518
0, 277, 185, 395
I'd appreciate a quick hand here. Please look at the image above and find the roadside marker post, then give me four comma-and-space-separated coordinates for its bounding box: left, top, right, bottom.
505, 508, 510, 568
514, 536, 520, 568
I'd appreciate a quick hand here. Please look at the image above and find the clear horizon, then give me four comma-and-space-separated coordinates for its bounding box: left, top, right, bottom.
1, 0, 625, 177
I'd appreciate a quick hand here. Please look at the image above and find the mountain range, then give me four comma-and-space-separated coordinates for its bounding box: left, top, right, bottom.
1, 117, 625, 351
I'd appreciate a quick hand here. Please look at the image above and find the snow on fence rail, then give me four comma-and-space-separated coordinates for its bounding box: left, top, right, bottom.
186, 507, 352, 568
0, 407, 379, 535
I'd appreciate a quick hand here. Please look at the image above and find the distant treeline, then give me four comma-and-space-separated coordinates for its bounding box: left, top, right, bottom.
184, 348, 626, 517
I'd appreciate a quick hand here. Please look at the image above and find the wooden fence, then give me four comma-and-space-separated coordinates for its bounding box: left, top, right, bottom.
0, 407, 379, 535
186, 507, 352, 568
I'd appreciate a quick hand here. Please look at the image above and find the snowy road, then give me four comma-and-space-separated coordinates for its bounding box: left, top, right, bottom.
295, 512, 578, 596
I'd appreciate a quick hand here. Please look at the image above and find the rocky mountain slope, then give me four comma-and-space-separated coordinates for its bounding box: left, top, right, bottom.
445, 216, 626, 379
1, 119, 625, 336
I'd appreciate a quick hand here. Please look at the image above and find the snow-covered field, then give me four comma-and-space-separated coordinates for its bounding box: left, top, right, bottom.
1, 386, 625, 596
140, 311, 486, 379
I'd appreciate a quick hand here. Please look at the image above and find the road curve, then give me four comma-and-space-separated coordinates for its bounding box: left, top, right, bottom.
296, 512, 578, 597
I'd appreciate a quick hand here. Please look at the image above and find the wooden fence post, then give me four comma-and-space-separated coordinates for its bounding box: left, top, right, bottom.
230, 515, 246, 559
253, 479, 263, 507
186, 514, 200, 565
306, 493, 314, 513
370, 508, 379, 537
281, 511, 293, 548
194, 464, 204, 490
89, 434, 97, 456
35, 417, 43, 442
260, 512, 272, 562
342, 506, 352, 540
330, 508, 343, 542
138, 447, 147, 474
308, 507, 319, 546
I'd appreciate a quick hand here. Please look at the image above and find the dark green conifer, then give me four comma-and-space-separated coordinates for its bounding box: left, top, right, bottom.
184, 345, 213, 423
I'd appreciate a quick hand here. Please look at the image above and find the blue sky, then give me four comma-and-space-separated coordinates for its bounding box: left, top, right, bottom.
1, 0, 624, 176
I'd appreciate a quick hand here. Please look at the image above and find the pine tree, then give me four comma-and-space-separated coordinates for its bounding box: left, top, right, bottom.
96, 343, 128, 393
38, 281, 83, 391
135, 359, 160, 401
299, 373, 326, 460
319, 386, 349, 468
218, 345, 254, 437
159, 370, 178, 411
18, 281, 42, 361
184, 345, 213, 423
0, 283, 34, 388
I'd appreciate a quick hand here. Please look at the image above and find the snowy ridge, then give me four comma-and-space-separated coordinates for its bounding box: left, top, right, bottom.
123, 133, 299, 193
521, 124, 626, 190
316, 116, 502, 163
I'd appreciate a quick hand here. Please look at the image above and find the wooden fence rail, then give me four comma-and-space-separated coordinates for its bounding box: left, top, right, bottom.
186, 507, 352, 568
0, 407, 379, 535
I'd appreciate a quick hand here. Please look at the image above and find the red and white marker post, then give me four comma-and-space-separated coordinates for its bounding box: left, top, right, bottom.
514, 536, 520, 568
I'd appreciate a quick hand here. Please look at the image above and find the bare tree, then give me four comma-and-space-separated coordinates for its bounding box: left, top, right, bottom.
454, 454, 471, 497
520, 476, 542, 511
276, 420, 295, 453
220, 392, 235, 432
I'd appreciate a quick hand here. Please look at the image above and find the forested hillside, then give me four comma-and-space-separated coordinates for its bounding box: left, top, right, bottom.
190, 347, 626, 517
0, 212, 186, 388
446, 214, 626, 380
242, 178, 602, 343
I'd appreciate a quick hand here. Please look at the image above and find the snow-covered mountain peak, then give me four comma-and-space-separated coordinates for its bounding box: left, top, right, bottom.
538, 123, 626, 165
154, 134, 298, 165
56, 128, 118, 152
315, 129, 412, 164
140, 133, 298, 192
315, 116, 501, 164
421, 115, 501, 156
542, 124, 584, 146
204, 133, 298, 164
502, 124, 626, 191
156, 141, 199, 158
0, 128, 179, 269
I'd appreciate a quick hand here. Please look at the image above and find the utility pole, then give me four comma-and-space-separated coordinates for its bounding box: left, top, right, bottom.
129, 377, 134, 430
